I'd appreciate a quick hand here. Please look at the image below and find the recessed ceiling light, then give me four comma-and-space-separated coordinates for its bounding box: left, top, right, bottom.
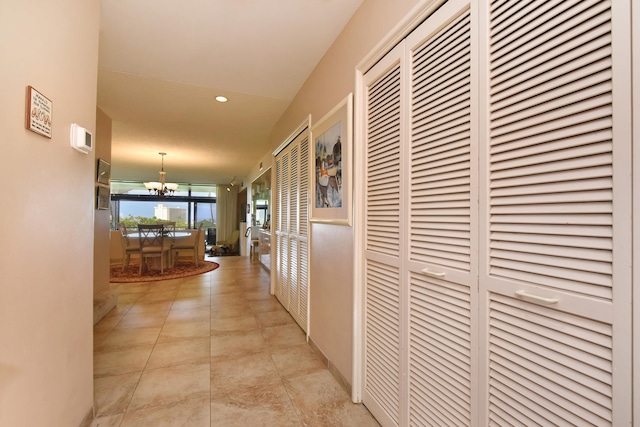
215, 96, 228, 103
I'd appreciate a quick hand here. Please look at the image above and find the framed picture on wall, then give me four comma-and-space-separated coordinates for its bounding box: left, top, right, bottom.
97, 159, 111, 185
25, 86, 52, 138
310, 93, 353, 225
97, 185, 110, 210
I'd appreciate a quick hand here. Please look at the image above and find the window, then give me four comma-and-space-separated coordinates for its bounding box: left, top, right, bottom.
110, 181, 216, 230
255, 199, 268, 226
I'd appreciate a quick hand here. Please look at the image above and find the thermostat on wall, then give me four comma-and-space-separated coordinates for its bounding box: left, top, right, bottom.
70, 123, 93, 153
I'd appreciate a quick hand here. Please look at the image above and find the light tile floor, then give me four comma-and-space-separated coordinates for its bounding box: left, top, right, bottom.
92, 256, 379, 427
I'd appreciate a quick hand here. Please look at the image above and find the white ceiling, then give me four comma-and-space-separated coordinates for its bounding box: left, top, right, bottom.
97, 0, 363, 186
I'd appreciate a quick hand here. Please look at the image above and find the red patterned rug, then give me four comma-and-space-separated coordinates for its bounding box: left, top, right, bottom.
110, 260, 219, 283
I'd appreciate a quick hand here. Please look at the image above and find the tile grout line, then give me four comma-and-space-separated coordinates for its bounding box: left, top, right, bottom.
118, 280, 178, 420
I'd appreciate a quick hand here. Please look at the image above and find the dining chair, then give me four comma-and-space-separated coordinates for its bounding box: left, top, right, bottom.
156, 221, 177, 264
171, 223, 203, 267
137, 224, 172, 276
156, 221, 176, 241
118, 222, 140, 272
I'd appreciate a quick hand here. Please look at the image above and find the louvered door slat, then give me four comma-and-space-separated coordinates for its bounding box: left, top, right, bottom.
491, 312, 611, 370
367, 62, 402, 257
299, 136, 309, 237
409, 273, 472, 426
489, 366, 605, 426
493, 52, 610, 111
488, 0, 614, 301
275, 156, 287, 306
491, 1, 597, 56
413, 138, 469, 166
290, 146, 299, 235
490, 3, 611, 87
298, 240, 308, 328
288, 145, 299, 320
492, 67, 611, 123
410, 8, 471, 275
490, 119, 611, 156
489, 389, 554, 427
491, 1, 608, 74
491, 182, 611, 202
365, 260, 401, 425
490, 261, 611, 299
289, 238, 298, 318
296, 135, 309, 331
490, 231, 611, 251
491, 240, 612, 264
491, 93, 611, 140
413, 7, 469, 75
278, 152, 290, 307
488, 294, 613, 426
492, 150, 612, 182
491, 335, 611, 396
414, 78, 470, 125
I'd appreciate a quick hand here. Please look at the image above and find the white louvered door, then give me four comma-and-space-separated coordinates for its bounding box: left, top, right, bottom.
295, 135, 310, 330
406, 1, 477, 425
289, 144, 300, 318
362, 0, 632, 425
363, 41, 405, 427
480, 0, 632, 425
274, 127, 310, 332
275, 151, 290, 307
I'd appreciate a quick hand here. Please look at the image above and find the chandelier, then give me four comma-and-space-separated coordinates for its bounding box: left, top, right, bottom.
144, 152, 178, 197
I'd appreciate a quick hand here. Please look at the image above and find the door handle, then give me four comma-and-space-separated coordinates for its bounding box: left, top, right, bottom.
421, 268, 445, 278
515, 290, 559, 305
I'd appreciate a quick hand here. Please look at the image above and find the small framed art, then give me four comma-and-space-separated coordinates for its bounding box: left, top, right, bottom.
25, 86, 52, 138
310, 93, 353, 225
97, 185, 110, 210
97, 159, 111, 185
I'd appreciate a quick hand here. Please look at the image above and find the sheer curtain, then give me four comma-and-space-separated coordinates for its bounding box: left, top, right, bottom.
215, 184, 238, 242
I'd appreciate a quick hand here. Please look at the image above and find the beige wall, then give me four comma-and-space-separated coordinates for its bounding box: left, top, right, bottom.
0, 0, 100, 425
266, 0, 423, 387
94, 108, 112, 295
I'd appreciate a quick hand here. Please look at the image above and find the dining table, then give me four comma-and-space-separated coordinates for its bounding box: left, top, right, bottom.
127, 231, 192, 239
127, 231, 193, 270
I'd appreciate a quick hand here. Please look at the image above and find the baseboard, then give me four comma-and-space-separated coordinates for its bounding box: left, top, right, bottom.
308, 337, 352, 397
93, 289, 118, 325
78, 406, 94, 427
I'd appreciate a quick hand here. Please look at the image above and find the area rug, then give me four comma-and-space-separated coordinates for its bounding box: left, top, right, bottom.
110, 260, 219, 283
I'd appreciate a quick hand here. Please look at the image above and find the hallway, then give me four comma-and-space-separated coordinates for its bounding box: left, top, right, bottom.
91, 256, 378, 426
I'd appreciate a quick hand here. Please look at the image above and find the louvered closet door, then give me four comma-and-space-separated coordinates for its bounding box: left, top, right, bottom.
363, 42, 405, 427
274, 128, 310, 332
363, 2, 476, 425
481, 0, 632, 425
294, 134, 310, 331
288, 131, 311, 331
289, 144, 300, 316
275, 151, 290, 307
406, 1, 476, 425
